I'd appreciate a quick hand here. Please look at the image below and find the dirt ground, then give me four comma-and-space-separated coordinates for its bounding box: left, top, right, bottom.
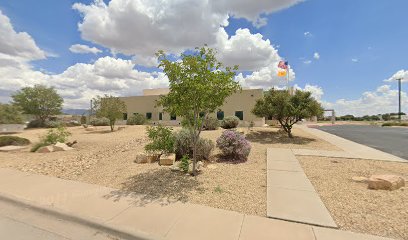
298, 156, 408, 240
0, 125, 337, 216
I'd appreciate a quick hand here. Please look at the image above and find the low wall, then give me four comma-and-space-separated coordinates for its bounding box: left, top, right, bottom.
0, 124, 25, 134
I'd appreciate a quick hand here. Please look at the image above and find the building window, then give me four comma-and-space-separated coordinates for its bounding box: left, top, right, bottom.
170, 114, 176, 120
217, 111, 224, 120
235, 111, 243, 121
159, 112, 163, 121
123, 113, 128, 121
146, 112, 152, 120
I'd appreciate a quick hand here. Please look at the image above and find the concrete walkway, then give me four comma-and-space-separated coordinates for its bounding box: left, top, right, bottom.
0, 168, 392, 240
266, 148, 337, 228
296, 125, 406, 162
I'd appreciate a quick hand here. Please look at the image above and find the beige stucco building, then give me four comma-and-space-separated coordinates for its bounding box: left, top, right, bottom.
119, 88, 265, 126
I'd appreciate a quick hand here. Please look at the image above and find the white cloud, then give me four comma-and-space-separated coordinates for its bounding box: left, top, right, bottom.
211, 0, 302, 28
313, 52, 320, 60
69, 44, 102, 54
0, 10, 46, 61
303, 60, 312, 64
304, 31, 312, 37
351, 58, 359, 62
385, 70, 408, 83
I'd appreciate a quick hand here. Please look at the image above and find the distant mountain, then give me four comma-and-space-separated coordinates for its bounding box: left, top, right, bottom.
62, 109, 88, 115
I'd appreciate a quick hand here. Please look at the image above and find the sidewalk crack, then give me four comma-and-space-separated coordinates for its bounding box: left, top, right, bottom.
237, 214, 245, 240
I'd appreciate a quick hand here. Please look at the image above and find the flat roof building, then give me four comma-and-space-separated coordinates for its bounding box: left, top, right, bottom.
119, 88, 265, 126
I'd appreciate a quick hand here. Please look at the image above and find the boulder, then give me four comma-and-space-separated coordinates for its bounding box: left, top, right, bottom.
53, 142, 74, 152
134, 154, 148, 164
160, 153, 176, 166
36, 145, 54, 153
85, 126, 96, 131
0, 145, 27, 152
368, 175, 405, 190
146, 154, 160, 163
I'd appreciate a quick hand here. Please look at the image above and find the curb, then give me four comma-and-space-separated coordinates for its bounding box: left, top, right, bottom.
0, 192, 161, 240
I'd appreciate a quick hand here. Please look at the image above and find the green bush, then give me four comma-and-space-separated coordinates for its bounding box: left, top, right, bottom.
221, 116, 240, 129
80, 115, 87, 124
0, 103, 23, 124
179, 155, 190, 173
382, 122, 408, 127
203, 117, 219, 130
144, 125, 175, 155
174, 128, 214, 160
127, 114, 146, 125
90, 117, 110, 126
27, 119, 45, 128
0, 136, 30, 147
31, 126, 71, 152
45, 120, 63, 128
216, 130, 251, 161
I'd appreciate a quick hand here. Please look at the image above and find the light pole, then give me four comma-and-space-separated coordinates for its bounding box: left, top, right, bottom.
397, 78, 402, 122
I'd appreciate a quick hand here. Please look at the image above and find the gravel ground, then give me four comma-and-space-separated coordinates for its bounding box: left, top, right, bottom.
0, 125, 337, 216
298, 156, 408, 240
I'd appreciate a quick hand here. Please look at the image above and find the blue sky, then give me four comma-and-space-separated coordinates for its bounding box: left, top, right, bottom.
0, 0, 407, 115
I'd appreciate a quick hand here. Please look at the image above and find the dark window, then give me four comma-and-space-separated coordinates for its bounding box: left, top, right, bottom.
123, 113, 128, 120
146, 112, 152, 120
199, 112, 205, 118
170, 114, 176, 120
217, 111, 224, 120
159, 112, 163, 120
235, 111, 243, 121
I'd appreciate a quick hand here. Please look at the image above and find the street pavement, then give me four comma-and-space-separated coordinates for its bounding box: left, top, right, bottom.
317, 125, 408, 160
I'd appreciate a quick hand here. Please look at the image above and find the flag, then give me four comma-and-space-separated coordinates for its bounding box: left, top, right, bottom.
278, 61, 288, 69
277, 70, 287, 77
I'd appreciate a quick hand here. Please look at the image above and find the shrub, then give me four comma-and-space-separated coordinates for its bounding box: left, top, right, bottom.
144, 125, 175, 155
45, 120, 63, 128
221, 116, 240, 129
80, 115, 87, 124
127, 114, 146, 125
203, 117, 219, 130
174, 128, 214, 160
27, 119, 45, 128
0, 136, 30, 147
31, 126, 71, 152
0, 103, 24, 124
382, 122, 408, 127
179, 155, 190, 173
90, 117, 110, 126
216, 130, 251, 161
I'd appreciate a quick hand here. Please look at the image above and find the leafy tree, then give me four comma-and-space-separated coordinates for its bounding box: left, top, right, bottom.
0, 103, 24, 124
92, 95, 126, 132
12, 85, 63, 123
252, 89, 323, 138
156, 46, 240, 175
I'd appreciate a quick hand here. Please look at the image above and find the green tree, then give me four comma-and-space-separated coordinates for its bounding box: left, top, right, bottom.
92, 95, 126, 132
252, 89, 323, 138
11, 85, 63, 123
0, 103, 24, 124
156, 46, 240, 175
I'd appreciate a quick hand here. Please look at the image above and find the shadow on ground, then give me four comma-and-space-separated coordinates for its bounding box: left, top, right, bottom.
246, 130, 316, 145
103, 168, 203, 206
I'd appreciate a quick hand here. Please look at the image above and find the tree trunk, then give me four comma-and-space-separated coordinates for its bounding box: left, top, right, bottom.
110, 120, 114, 132
287, 127, 293, 138
192, 136, 197, 176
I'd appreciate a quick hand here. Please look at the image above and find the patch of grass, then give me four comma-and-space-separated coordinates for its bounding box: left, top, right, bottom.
382, 122, 408, 127
0, 136, 30, 147
214, 186, 223, 193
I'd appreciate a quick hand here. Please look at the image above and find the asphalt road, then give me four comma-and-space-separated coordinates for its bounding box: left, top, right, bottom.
317, 125, 408, 160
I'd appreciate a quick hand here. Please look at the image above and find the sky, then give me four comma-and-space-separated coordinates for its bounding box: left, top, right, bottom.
0, 0, 407, 116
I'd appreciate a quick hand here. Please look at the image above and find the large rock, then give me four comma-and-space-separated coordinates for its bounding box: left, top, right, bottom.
352, 176, 368, 183
0, 146, 27, 152
85, 126, 96, 131
147, 154, 160, 163
53, 142, 74, 151
159, 153, 176, 166
368, 175, 405, 190
36, 145, 54, 153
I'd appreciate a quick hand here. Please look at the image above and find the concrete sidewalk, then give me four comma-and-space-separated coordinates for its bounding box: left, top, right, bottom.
296, 125, 406, 162
0, 168, 392, 240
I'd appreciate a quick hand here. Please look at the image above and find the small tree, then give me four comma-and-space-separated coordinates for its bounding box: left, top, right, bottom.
157, 46, 240, 175
92, 95, 126, 131
252, 89, 323, 138
0, 103, 24, 124
12, 85, 63, 123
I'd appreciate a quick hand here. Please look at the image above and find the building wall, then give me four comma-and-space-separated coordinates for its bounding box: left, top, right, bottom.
119, 89, 265, 126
